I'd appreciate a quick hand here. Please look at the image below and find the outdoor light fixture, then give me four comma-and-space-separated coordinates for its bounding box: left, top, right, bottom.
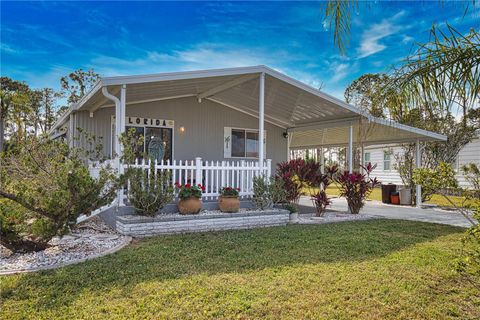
283, 132, 289, 139
179, 126, 185, 133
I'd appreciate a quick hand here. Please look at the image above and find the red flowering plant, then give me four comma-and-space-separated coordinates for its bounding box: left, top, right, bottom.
175, 182, 205, 200
335, 162, 380, 214
220, 186, 240, 197
311, 165, 338, 216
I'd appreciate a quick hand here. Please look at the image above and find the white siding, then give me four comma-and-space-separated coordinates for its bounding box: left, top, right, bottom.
365, 138, 480, 187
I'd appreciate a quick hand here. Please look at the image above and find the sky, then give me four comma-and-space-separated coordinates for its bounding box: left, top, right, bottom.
1, 1, 478, 100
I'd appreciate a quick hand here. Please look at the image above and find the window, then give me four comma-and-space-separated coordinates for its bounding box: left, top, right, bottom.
364, 152, 371, 164
383, 151, 391, 171
231, 129, 259, 158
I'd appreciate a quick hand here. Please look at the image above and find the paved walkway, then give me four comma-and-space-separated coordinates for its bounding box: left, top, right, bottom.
297, 196, 475, 228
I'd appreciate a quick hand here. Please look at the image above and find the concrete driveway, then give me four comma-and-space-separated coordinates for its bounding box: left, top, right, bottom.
297, 196, 475, 228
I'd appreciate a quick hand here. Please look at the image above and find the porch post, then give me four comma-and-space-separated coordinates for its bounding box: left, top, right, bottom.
320, 147, 325, 174
348, 123, 353, 173
415, 139, 422, 208
258, 72, 265, 172
360, 143, 365, 173
68, 112, 75, 148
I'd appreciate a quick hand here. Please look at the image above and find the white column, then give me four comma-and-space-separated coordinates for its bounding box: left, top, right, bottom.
320, 147, 325, 174
68, 112, 75, 148
360, 143, 365, 173
258, 72, 265, 171
348, 124, 353, 173
416, 140, 422, 208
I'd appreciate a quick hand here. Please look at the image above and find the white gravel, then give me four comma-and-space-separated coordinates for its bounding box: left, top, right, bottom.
298, 211, 373, 224
0, 217, 131, 275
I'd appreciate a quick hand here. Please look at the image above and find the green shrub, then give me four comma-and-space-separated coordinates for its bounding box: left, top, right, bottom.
127, 159, 174, 216
0, 136, 120, 253
252, 175, 286, 210
412, 162, 458, 202
456, 163, 480, 278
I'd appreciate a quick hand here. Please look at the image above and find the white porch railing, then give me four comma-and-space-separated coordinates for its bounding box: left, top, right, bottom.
126, 157, 272, 200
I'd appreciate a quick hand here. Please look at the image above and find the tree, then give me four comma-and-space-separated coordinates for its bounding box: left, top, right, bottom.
38, 88, 58, 134
322, 1, 476, 55
0, 135, 120, 252
389, 26, 479, 125
60, 68, 100, 105
344, 73, 390, 117
0, 77, 30, 151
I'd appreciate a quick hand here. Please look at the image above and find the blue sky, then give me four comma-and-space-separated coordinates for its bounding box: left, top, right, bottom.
1, 1, 478, 100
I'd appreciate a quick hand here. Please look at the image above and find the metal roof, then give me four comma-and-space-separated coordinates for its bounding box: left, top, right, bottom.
51, 65, 447, 146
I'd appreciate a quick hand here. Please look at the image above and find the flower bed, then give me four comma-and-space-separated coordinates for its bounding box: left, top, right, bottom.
0, 217, 131, 275
116, 208, 290, 237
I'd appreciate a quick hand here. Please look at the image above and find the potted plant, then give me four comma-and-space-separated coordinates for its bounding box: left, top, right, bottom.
285, 203, 299, 223
175, 182, 205, 214
218, 187, 241, 212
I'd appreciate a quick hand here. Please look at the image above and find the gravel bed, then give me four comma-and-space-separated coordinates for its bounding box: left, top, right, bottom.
0, 217, 131, 275
298, 211, 373, 224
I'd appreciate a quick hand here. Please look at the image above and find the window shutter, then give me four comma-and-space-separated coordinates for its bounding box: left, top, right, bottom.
224, 127, 232, 158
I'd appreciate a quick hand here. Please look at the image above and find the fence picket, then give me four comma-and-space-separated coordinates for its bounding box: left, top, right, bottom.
116, 157, 271, 200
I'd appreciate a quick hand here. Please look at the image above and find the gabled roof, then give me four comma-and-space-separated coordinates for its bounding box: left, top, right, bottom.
51, 65, 447, 146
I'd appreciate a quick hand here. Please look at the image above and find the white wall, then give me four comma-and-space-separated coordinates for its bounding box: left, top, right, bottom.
365, 138, 480, 187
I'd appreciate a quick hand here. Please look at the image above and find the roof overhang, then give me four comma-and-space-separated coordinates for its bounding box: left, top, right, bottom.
50, 65, 447, 146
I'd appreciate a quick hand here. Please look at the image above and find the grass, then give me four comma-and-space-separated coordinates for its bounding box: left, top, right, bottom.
1, 220, 479, 319
305, 184, 471, 208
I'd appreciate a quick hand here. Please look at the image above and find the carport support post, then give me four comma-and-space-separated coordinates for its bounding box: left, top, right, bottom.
348, 123, 353, 173
415, 139, 422, 208
258, 72, 265, 174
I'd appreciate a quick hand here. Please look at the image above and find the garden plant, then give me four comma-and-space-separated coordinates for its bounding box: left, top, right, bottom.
335, 162, 380, 214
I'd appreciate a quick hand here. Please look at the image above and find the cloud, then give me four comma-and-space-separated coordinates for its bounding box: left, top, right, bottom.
91, 44, 290, 76
357, 11, 407, 59
330, 63, 350, 82
0, 43, 17, 54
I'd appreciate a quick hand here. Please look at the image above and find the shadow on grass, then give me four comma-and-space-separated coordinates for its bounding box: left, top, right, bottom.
1, 219, 464, 313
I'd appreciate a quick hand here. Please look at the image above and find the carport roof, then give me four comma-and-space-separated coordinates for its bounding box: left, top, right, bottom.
51, 65, 446, 146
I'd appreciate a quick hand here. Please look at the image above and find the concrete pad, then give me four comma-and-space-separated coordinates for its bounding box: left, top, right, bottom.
298, 196, 475, 228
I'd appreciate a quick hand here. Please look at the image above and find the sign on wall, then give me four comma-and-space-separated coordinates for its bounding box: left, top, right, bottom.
112, 116, 175, 128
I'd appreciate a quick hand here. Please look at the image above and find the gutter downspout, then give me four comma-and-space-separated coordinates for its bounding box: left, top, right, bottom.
101, 86, 124, 206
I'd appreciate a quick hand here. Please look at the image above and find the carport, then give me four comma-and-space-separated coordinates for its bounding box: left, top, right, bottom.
50, 65, 446, 206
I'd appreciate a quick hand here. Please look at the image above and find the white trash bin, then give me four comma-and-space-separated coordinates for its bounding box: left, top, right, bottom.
399, 188, 412, 205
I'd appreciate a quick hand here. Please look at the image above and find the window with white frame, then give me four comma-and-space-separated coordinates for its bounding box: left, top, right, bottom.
383, 151, 391, 171
364, 152, 371, 164
224, 127, 266, 158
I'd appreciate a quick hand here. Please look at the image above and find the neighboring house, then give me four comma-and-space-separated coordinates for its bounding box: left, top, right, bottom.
364, 137, 480, 187
49, 65, 447, 203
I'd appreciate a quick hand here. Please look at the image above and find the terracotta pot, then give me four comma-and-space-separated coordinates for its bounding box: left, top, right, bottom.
178, 197, 202, 214
218, 196, 240, 213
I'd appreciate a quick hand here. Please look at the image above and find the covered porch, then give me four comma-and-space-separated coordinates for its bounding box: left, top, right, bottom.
52, 65, 446, 205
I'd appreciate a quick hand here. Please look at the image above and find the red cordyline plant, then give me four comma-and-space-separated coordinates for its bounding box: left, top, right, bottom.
311, 165, 338, 216
335, 163, 380, 214
220, 186, 240, 197
276, 159, 338, 213
175, 182, 205, 200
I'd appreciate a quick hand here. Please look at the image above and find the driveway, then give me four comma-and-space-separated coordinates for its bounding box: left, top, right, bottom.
297, 196, 475, 228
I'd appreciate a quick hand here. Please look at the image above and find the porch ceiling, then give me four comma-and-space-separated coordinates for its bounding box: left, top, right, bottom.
54, 65, 446, 146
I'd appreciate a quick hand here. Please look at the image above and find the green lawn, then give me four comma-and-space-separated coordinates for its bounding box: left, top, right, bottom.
306, 185, 471, 208
1, 220, 479, 319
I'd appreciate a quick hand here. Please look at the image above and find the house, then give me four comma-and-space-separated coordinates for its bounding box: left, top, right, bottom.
49, 65, 447, 206
363, 137, 480, 187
